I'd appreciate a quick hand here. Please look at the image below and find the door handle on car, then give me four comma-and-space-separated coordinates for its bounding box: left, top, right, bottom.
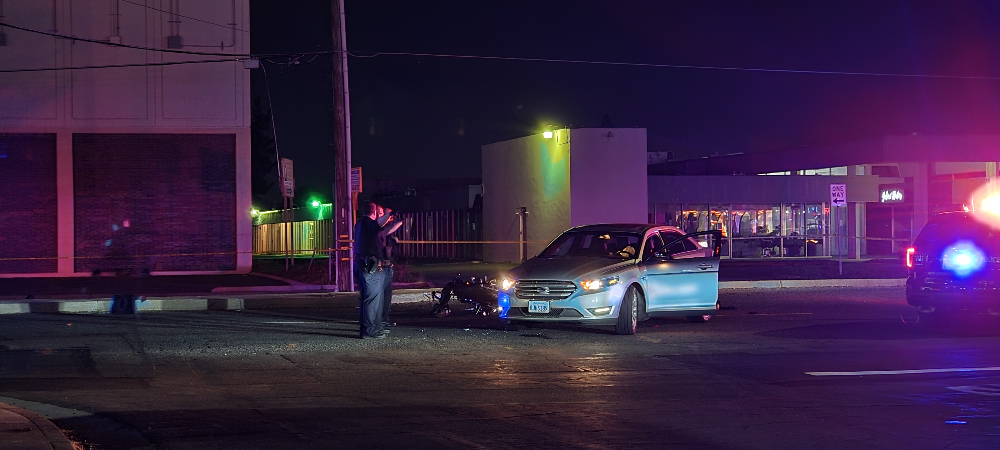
697, 264, 715, 270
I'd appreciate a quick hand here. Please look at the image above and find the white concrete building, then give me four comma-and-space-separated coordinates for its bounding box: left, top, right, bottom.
482, 128, 648, 262
0, 0, 251, 277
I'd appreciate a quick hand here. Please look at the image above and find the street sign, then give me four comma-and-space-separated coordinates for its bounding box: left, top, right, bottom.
350, 167, 362, 193
280, 158, 294, 198
830, 183, 846, 207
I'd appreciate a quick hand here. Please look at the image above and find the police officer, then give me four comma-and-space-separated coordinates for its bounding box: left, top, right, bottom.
376, 205, 402, 328
354, 201, 393, 339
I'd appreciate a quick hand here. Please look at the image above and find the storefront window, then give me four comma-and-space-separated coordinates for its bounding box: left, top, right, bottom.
709, 204, 729, 256
648, 202, 829, 258
804, 203, 825, 256
728, 204, 761, 258
804, 204, 824, 236
679, 205, 707, 233
709, 204, 727, 233
756, 205, 780, 235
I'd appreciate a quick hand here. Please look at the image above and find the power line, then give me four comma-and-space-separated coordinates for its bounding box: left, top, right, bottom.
0, 20, 329, 59
0, 53, 333, 74
6, 14, 995, 82
0, 58, 241, 73
120, 0, 249, 33
259, 61, 284, 182
351, 50, 1000, 81
0, 20, 251, 57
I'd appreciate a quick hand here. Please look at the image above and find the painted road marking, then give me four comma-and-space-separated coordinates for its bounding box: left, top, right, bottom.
806, 366, 1000, 377
262, 321, 317, 324
747, 312, 813, 316
948, 385, 1000, 396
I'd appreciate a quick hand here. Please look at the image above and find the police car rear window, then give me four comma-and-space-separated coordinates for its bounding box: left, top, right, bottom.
914, 215, 1000, 252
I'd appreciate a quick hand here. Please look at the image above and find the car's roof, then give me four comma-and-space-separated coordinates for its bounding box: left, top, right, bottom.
930, 211, 974, 220
565, 223, 664, 233
927, 211, 988, 225
925, 210, 1000, 229
916, 211, 1000, 247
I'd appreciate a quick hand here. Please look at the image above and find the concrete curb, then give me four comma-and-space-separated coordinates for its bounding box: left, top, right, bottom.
210, 281, 432, 294
0, 288, 440, 315
212, 284, 339, 293
0, 402, 75, 450
719, 279, 906, 289
0, 281, 906, 315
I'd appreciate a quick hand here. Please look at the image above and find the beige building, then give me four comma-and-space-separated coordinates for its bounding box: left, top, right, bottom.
482, 128, 648, 262
0, 0, 252, 277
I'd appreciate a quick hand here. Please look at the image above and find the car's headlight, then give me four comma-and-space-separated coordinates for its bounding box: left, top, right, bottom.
500, 278, 515, 291
581, 276, 619, 291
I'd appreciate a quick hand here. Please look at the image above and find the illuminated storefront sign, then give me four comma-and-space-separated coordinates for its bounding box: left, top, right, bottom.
880, 189, 904, 203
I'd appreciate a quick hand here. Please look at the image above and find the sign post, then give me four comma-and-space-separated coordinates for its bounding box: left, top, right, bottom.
350, 167, 362, 223
830, 184, 846, 276
281, 158, 295, 270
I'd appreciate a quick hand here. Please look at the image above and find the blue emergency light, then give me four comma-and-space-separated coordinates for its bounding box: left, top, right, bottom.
497, 292, 510, 318
940, 240, 986, 278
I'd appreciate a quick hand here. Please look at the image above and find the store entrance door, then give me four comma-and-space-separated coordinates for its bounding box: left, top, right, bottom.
865, 204, 893, 256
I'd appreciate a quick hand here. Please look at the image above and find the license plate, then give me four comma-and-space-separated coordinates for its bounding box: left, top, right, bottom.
528, 301, 550, 314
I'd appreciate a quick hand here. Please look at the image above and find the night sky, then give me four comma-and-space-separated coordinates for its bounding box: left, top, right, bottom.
250, 0, 1000, 203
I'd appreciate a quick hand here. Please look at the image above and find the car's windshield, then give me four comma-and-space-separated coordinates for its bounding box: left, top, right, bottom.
539, 231, 642, 259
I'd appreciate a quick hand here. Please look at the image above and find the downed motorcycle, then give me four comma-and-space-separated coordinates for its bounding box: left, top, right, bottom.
428, 273, 499, 317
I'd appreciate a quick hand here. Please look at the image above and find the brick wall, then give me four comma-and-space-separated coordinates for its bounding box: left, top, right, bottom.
0, 134, 58, 274
73, 134, 237, 272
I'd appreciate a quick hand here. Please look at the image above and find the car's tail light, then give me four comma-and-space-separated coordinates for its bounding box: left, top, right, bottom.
906, 247, 916, 268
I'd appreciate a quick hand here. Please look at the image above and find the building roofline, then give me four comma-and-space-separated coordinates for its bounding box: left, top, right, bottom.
650, 135, 1000, 176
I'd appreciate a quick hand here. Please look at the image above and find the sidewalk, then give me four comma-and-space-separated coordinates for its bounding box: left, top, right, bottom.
0, 402, 74, 450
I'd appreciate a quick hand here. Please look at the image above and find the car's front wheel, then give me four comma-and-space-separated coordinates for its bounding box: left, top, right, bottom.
615, 285, 643, 335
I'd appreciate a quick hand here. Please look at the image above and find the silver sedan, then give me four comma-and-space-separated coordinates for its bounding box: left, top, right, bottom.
498, 224, 722, 335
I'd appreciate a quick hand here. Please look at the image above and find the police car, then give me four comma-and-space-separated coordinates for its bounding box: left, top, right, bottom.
905, 211, 1000, 323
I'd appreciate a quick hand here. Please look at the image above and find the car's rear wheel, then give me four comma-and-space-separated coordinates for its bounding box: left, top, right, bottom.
615, 285, 641, 335
687, 300, 720, 323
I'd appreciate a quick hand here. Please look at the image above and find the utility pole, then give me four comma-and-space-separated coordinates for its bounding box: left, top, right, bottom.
332, 0, 354, 291
517, 207, 528, 262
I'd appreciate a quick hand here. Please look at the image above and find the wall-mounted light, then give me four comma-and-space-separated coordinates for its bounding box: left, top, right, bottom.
542, 131, 553, 139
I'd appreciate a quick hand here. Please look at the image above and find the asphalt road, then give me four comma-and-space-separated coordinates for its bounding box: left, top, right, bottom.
2, 287, 999, 450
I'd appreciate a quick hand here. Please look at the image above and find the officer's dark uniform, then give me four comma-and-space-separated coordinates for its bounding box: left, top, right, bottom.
378, 232, 398, 326
354, 214, 387, 338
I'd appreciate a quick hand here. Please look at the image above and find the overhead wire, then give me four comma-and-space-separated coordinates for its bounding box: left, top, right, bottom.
2, 16, 997, 81
0, 19, 330, 74
0, 58, 240, 73
120, 0, 249, 33
259, 60, 284, 181
0, 20, 247, 56
349, 50, 1000, 81
0, 20, 327, 58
